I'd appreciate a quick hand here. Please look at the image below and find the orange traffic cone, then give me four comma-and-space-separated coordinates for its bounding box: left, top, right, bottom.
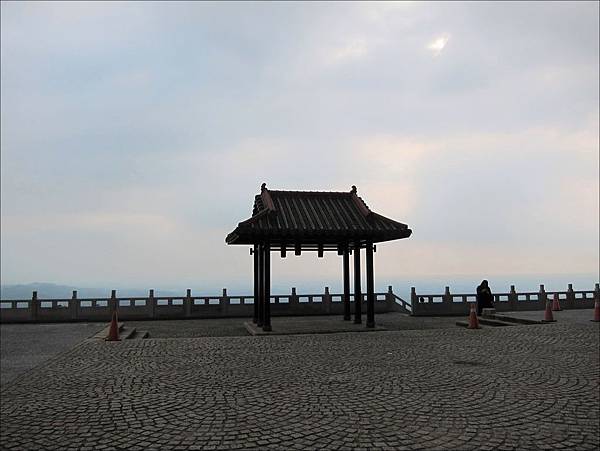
468, 304, 480, 329
591, 300, 600, 322
105, 311, 121, 341
542, 300, 556, 323
551, 293, 562, 311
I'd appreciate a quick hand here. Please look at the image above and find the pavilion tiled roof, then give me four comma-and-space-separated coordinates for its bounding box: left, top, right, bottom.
226, 184, 412, 246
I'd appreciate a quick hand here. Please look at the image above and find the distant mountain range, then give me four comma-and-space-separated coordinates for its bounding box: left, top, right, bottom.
1, 274, 597, 301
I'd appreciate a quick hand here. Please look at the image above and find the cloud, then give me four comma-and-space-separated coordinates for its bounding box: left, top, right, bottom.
342, 116, 599, 277
427, 34, 450, 56
331, 38, 368, 63
1, 2, 598, 288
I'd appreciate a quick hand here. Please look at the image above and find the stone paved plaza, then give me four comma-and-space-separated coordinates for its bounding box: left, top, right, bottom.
0, 322, 104, 388
1, 314, 599, 450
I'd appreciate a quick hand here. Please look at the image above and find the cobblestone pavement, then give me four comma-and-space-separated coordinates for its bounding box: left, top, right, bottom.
0, 322, 104, 387
496, 309, 599, 325
127, 313, 459, 338
1, 321, 598, 450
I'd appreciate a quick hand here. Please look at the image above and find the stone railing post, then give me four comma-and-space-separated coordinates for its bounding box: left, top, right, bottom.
410, 287, 418, 315
221, 288, 228, 315
444, 286, 457, 315
148, 289, 155, 318
508, 285, 517, 311
539, 284, 547, 309
70, 290, 78, 320
386, 285, 394, 311
30, 291, 38, 322
323, 286, 331, 314
443, 286, 452, 303
290, 287, 299, 309
185, 289, 192, 318
110, 290, 117, 315
566, 284, 575, 309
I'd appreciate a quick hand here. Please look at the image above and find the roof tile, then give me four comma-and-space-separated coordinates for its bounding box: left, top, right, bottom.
226, 186, 411, 245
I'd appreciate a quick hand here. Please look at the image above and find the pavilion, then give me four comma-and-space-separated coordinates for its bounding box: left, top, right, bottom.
226, 184, 412, 331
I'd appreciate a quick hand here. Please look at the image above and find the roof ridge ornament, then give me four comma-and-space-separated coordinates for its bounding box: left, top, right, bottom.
260, 182, 276, 212
350, 185, 371, 217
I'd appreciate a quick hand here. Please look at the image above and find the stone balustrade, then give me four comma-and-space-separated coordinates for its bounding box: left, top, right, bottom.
0, 286, 405, 323
410, 283, 600, 316
4, 282, 595, 322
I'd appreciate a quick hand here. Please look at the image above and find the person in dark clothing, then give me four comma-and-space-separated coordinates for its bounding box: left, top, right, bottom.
476, 280, 494, 315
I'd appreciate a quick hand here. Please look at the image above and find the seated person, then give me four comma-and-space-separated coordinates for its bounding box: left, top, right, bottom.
476, 280, 494, 315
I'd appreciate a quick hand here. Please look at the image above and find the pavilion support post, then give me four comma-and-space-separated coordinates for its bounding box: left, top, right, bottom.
343, 245, 351, 321
257, 244, 264, 327
263, 242, 272, 332
366, 241, 375, 328
354, 241, 362, 324
253, 244, 259, 324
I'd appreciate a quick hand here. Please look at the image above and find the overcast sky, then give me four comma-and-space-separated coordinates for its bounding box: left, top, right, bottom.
1, 1, 598, 292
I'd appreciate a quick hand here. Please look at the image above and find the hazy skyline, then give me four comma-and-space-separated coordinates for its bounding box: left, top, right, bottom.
1, 2, 598, 293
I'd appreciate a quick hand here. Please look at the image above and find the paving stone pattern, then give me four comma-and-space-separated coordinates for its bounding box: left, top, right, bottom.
126, 313, 459, 339
0, 322, 104, 388
1, 321, 599, 450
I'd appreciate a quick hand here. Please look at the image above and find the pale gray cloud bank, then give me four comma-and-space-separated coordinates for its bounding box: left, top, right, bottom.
1, 1, 598, 292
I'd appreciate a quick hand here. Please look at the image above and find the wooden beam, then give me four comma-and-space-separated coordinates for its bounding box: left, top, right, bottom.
270, 246, 345, 252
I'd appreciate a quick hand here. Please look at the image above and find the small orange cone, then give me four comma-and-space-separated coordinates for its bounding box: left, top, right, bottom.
591, 300, 600, 322
468, 304, 480, 329
105, 311, 121, 341
551, 293, 562, 311
542, 300, 556, 323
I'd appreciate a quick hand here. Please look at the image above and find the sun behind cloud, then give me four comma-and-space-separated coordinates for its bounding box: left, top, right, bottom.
427, 34, 450, 56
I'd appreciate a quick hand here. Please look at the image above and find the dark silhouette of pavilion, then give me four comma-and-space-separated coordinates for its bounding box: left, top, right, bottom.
226, 184, 412, 331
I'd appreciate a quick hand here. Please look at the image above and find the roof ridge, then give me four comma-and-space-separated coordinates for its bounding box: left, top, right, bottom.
268, 189, 353, 195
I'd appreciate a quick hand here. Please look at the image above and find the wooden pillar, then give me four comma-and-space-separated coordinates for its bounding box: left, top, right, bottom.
257, 244, 264, 327
253, 244, 259, 324
354, 241, 362, 324
366, 241, 375, 328
263, 242, 272, 331
343, 245, 351, 321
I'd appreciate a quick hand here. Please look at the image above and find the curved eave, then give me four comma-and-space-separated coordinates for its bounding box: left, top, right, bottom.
225, 209, 270, 244
226, 226, 412, 245
225, 231, 240, 244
